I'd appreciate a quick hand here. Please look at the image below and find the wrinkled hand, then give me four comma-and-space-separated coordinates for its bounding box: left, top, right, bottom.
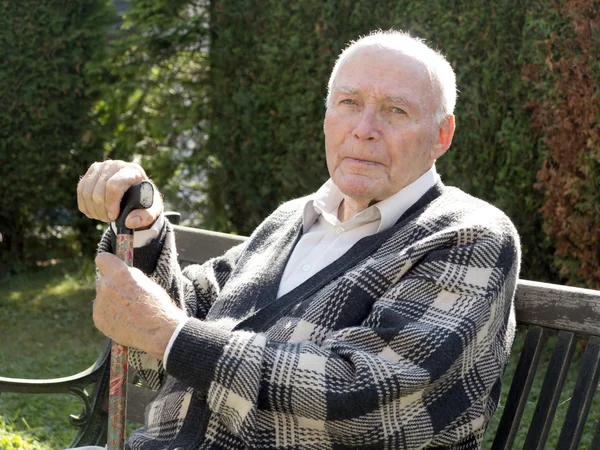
94, 252, 187, 359
77, 160, 163, 229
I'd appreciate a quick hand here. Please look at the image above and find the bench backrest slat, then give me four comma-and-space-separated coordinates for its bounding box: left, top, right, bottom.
491, 326, 548, 450
556, 335, 600, 449
514, 280, 600, 334
523, 330, 577, 450
174, 225, 246, 266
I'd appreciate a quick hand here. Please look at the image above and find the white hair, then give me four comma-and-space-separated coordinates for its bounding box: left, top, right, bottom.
326, 30, 457, 124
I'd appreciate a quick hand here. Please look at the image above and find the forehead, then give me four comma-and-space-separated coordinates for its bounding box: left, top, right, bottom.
333, 47, 435, 109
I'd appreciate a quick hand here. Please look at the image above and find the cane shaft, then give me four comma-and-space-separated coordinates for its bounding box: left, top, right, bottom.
108, 234, 134, 450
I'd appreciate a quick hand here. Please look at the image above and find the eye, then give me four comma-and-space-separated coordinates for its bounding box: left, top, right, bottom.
392, 106, 406, 114
341, 98, 357, 105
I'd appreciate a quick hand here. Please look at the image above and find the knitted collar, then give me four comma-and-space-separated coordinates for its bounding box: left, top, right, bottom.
235, 181, 445, 332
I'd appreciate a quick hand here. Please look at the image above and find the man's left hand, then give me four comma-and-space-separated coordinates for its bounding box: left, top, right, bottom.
94, 252, 187, 360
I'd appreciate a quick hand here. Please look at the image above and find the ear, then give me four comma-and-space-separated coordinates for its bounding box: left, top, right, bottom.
431, 114, 455, 160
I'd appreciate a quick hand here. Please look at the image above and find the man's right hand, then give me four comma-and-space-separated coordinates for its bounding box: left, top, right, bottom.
77, 160, 163, 229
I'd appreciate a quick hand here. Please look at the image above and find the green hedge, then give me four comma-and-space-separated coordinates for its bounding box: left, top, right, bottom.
5, 0, 595, 288
0, 0, 116, 272
523, 0, 600, 288
207, 0, 599, 287
89, 0, 211, 227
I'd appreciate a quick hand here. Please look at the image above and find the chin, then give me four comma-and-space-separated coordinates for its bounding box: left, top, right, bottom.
336, 180, 378, 201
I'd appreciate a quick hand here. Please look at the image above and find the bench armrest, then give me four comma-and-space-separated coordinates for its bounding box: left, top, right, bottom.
0, 341, 111, 428
0, 359, 107, 394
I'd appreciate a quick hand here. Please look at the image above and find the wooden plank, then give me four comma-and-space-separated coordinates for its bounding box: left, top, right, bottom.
515, 280, 600, 335
523, 330, 577, 450
491, 326, 547, 450
556, 336, 600, 450
173, 225, 246, 265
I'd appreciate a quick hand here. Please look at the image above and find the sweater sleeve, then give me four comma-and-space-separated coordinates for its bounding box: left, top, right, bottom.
165, 219, 520, 448
96, 221, 246, 390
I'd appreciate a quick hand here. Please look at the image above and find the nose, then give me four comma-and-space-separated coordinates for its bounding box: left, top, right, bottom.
353, 108, 380, 141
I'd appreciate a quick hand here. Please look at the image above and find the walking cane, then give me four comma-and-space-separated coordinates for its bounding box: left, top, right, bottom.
108, 180, 154, 450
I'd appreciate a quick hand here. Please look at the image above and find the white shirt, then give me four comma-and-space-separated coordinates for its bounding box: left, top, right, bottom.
127, 166, 439, 365
277, 166, 439, 298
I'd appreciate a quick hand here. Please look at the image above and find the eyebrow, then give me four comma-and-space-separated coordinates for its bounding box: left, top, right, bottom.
334, 86, 358, 95
333, 85, 417, 111
388, 95, 412, 108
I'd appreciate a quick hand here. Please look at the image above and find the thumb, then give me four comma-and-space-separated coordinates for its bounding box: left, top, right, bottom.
95, 252, 127, 276
125, 188, 163, 229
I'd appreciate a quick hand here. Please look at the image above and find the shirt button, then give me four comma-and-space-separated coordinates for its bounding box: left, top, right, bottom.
336, 227, 345, 235
302, 264, 311, 272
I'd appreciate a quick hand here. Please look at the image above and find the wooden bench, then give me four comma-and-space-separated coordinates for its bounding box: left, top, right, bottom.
1, 222, 600, 449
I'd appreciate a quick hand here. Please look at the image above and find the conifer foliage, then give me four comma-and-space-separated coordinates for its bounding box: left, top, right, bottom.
0, 0, 115, 272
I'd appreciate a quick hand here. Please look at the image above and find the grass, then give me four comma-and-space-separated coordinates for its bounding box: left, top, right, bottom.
0, 259, 105, 450
1, 260, 599, 449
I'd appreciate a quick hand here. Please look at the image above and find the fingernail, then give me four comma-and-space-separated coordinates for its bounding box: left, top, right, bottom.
108, 211, 116, 221
128, 216, 141, 228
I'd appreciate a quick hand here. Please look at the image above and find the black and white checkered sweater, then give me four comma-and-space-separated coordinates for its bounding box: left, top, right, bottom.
99, 182, 520, 450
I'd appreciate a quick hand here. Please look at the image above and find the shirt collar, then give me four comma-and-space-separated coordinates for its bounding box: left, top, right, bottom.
302, 165, 439, 232
375, 165, 439, 231
301, 180, 340, 231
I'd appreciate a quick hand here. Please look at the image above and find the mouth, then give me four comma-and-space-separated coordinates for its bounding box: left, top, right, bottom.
344, 157, 382, 166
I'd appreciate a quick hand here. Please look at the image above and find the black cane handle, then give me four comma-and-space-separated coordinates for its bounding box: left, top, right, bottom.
114, 181, 154, 235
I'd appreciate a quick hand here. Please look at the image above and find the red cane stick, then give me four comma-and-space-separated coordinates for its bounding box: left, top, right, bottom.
108, 181, 154, 450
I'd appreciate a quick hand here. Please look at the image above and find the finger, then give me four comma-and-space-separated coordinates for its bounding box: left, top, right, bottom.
82, 162, 116, 221
78, 162, 102, 218
90, 171, 114, 223
90, 161, 132, 222
105, 166, 148, 221
95, 252, 127, 277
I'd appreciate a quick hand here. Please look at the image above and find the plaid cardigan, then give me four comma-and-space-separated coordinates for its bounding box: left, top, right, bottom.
99, 182, 520, 449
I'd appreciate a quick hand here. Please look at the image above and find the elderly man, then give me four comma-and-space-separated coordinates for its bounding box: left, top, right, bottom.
77, 30, 520, 449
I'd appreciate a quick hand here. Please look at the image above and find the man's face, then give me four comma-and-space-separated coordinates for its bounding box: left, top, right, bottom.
324, 47, 451, 205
